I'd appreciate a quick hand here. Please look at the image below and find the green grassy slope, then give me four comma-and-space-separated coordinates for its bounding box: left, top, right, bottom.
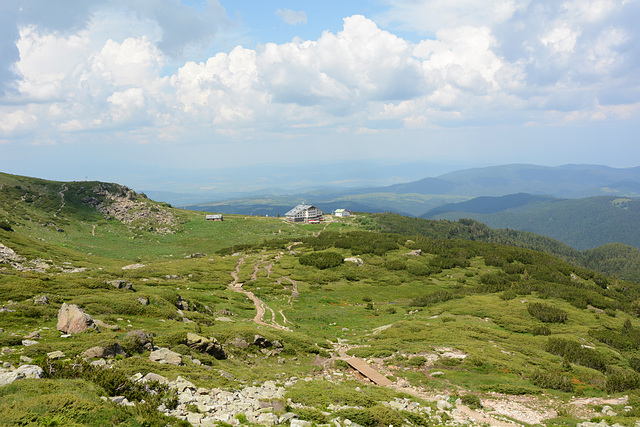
370, 213, 640, 283
3, 173, 640, 425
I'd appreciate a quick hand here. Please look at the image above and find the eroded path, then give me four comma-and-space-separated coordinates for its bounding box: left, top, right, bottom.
227, 255, 290, 331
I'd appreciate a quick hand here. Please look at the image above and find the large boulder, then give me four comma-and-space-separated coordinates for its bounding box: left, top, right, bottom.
0, 365, 43, 386
83, 343, 126, 359
57, 303, 97, 334
186, 333, 226, 360
149, 347, 182, 365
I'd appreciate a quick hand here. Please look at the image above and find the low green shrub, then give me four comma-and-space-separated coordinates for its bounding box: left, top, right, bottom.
545, 338, 607, 372
531, 325, 551, 336
299, 251, 344, 269
528, 302, 568, 323
459, 394, 482, 409
530, 370, 574, 392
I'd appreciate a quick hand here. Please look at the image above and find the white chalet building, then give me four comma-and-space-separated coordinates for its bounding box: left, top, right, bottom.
285, 204, 323, 223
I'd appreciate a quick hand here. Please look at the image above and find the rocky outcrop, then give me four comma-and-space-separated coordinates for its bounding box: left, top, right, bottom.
56, 303, 97, 334
186, 333, 226, 360
344, 257, 363, 266
149, 347, 182, 365
82, 184, 177, 235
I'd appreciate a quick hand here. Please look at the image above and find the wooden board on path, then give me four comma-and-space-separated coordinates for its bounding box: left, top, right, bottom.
344, 357, 393, 386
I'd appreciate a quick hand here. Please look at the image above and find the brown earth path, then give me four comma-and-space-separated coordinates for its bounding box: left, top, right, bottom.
227, 255, 290, 331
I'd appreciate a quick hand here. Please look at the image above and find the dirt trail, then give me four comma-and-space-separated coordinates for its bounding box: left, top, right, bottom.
227, 256, 290, 331
53, 184, 67, 218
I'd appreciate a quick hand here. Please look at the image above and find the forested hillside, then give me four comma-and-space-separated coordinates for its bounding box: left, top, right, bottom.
369, 213, 640, 283
422, 195, 640, 251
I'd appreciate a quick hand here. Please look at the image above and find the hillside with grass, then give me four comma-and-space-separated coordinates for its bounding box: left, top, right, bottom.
422, 195, 640, 251
3, 173, 640, 426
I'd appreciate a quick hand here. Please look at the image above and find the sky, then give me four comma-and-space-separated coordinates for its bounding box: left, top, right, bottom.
1, 0, 639, 195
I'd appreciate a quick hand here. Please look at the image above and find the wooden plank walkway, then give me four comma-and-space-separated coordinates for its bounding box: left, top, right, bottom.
343, 357, 393, 386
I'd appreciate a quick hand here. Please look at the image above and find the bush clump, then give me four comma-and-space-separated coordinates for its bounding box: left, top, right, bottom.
545, 338, 607, 372
528, 302, 568, 323
299, 251, 344, 269
531, 325, 552, 336
530, 370, 574, 392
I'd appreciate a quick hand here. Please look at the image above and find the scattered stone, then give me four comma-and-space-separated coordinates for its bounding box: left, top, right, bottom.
19, 356, 33, 363
83, 343, 127, 359
33, 295, 49, 305
122, 263, 146, 270
47, 350, 65, 360
403, 249, 422, 256
22, 332, 41, 342
126, 330, 154, 352
186, 333, 226, 360
56, 303, 97, 334
141, 372, 169, 384
94, 319, 119, 331
149, 347, 182, 365
175, 296, 189, 311
252, 335, 272, 348
257, 412, 279, 426
107, 279, 134, 290
290, 419, 312, 427
437, 399, 453, 411
21, 340, 39, 346
110, 396, 135, 406
137, 296, 149, 305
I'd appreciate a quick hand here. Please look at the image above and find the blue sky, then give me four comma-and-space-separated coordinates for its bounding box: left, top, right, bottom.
1, 0, 639, 194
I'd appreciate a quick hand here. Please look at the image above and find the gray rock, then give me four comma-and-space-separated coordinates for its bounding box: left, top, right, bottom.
187, 333, 226, 360
83, 343, 126, 359
256, 412, 279, 426
437, 399, 453, 410
252, 335, 272, 348
149, 347, 182, 365
175, 296, 189, 311
344, 257, 363, 266
56, 303, 97, 334
107, 280, 134, 291
291, 419, 312, 427
33, 295, 49, 305
17, 364, 43, 379
24, 331, 40, 339
141, 372, 169, 384
230, 336, 249, 349
21, 340, 39, 346
172, 376, 197, 392
47, 350, 65, 360
126, 330, 154, 352
137, 296, 149, 305
279, 412, 299, 424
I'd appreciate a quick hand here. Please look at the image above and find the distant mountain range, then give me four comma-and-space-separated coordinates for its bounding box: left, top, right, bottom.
183, 163, 640, 217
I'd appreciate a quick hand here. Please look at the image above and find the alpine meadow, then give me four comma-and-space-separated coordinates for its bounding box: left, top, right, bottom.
2, 171, 640, 426
2, 1, 640, 427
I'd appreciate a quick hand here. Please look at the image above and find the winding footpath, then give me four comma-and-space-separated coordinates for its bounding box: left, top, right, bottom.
227, 256, 290, 331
